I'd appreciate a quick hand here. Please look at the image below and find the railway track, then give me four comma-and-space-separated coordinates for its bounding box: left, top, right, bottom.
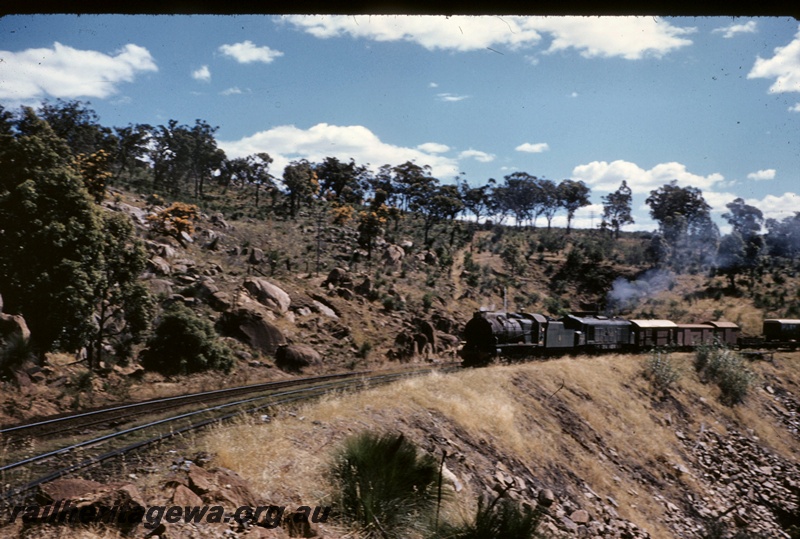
1, 363, 460, 505
0, 371, 365, 444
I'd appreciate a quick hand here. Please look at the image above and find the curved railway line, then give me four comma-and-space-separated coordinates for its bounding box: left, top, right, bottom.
1, 363, 459, 505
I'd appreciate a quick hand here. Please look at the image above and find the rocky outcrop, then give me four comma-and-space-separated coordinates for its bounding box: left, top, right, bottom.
218, 308, 287, 355
415, 250, 438, 265
464, 461, 653, 538
665, 424, 800, 538
243, 277, 291, 314
392, 316, 461, 360
249, 247, 264, 265
275, 344, 322, 373
35, 478, 146, 533
195, 278, 232, 311
382, 244, 404, 268
147, 256, 171, 275
0, 312, 30, 342
210, 212, 230, 229
146, 278, 174, 298
322, 267, 351, 289
354, 276, 372, 297
188, 465, 261, 507
104, 200, 148, 225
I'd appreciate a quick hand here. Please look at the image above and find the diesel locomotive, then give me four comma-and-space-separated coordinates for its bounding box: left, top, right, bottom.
459, 310, 800, 367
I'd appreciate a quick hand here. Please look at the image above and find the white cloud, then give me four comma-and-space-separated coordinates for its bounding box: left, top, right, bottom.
0, 42, 157, 102
437, 93, 469, 102
282, 15, 543, 52
744, 192, 800, 220
712, 20, 757, 38
569, 91, 579, 98
283, 15, 694, 59
459, 149, 495, 162
524, 55, 540, 65
218, 123, 459, 179
790, 103, 800, 112
221, 87, 243, 95
429, 82, 439, 88
218, 40, 284, 64
571, 159, 725, 194
417, 142, 450, 153
748, 26, 800, 94
703, 190, 741, 215
192, 65, 211, 82
535, 17, 696, 60
516, 142, 550, 153
747, 169, 776, 181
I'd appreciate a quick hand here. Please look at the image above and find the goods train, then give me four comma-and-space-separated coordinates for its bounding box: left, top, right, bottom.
459, 311, 800, 367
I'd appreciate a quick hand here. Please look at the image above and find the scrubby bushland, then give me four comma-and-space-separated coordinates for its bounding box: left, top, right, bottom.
329, 431, 440, 538
141, 304, 233, 375
642, 349, 681, 394
694, 343, 756, 406
430, 494, 545, 539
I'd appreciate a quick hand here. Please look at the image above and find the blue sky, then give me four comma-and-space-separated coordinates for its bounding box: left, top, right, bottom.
1, 15, 798, 232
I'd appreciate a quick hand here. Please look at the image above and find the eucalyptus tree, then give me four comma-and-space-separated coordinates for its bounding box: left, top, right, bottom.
765, 213, 800, 261
316, 157, 368, 204
0, 107, 100, 353
418, 184, 464, 245
646, 181, 718, 268
0, 107, 153, 363
458, 178, 494, 224
283, 159, 319, 218
38, 99, 117, 158
721, 197, 764, 283
601, 180, 634, 238
558, 179, 591, 233
392, 161, 437, 213
539, 178, 560, 230
148, 119, 225, 199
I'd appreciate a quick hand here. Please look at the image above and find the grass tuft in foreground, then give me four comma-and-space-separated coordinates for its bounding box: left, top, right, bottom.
330, 431, 440, 538
429, 493, 545, 539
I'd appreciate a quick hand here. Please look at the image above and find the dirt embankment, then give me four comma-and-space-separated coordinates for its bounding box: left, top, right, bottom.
199, 352, 799, 538
6, 352, 788, 538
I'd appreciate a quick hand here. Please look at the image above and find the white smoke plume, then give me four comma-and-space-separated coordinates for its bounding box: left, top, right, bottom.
606, 269, 674, 314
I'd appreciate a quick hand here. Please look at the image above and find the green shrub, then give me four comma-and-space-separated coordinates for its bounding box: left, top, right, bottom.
141, 304, 234, 375
382, 295, 405, 312
431, 495, 544, 539
543, 297, 568, 317
694, 345, 756, 406
694, 341, 719, 373
356, 341, 372, 359
702, 518, 770, 539
643, 349, 681, 393
330, 432, 439, 538
422, 293, 436, 311
71, 370, 94, 392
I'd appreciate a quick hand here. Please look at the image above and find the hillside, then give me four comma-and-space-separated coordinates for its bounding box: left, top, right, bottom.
3, 182, 800, 538
201, 351, 800, 538
2, 181, 799, 420
5, 352, 799, 538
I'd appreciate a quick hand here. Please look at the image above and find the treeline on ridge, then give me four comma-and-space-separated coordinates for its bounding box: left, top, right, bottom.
1, 99, 800, 374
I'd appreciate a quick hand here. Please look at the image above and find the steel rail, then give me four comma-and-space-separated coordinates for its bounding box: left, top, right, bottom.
1, 372, 386, 473
0, 365, 459, 503
0, 371, 367, 436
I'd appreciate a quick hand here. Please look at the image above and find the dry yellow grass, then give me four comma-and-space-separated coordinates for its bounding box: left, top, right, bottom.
202, 351, 800, 539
